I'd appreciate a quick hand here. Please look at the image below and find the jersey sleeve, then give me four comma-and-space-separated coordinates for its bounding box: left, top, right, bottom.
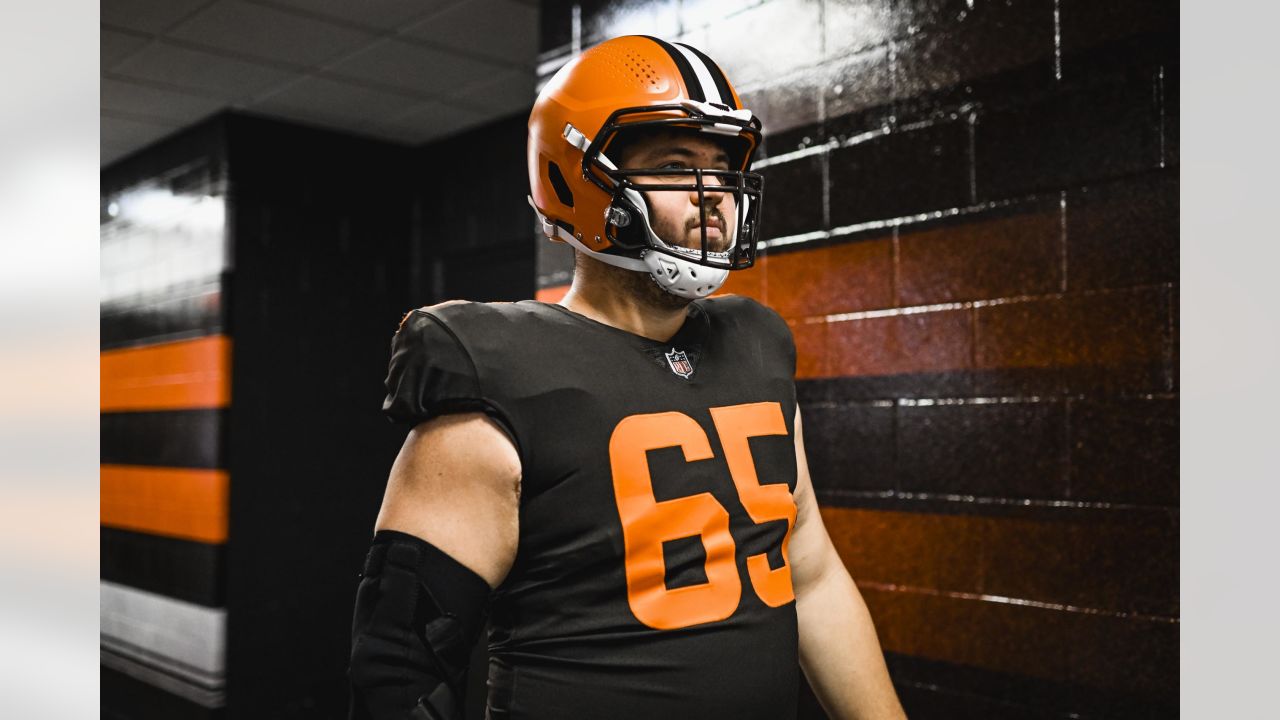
381, 307, 518, 444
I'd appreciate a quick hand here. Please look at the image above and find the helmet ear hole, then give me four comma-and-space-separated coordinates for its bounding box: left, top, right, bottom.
608, 196, 648, 249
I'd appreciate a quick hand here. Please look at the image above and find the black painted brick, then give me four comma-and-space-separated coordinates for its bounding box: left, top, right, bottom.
763, 122, 824, 161
887, 652, 1178, 719
829, 120, 971, 226
823, 45, 894, 140
801, 401, 896, 495
101, 409, 226, 469
974, 66, 1162, 200
1067, 170, 1178, 291
896, 400, 1068, 499
796, 371, 977, 405
889, 0, 974, 37
1162, 61, 1178, 167
1058, 0, 1178, 59
102, 665, 222, 720
101, 527, 225, 607
759, 153, 825, 240
1069, 397, 1178, 506
540, 0, 575, 53
893, 0, 1056, 103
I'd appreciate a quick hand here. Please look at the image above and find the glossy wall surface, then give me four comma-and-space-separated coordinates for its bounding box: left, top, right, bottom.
102, 109, 535, 719
101, 118, 231, 719
537, 1, 1178, 717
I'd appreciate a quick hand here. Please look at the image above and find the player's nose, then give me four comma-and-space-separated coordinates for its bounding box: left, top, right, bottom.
688, 173, 727, 206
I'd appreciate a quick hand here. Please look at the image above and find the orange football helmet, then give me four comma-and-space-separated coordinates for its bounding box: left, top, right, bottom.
527, 35, 764, 298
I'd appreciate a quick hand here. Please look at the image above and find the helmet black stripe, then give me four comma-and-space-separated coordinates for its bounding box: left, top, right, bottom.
676, 43, 738, 110
639, 35, 706, 103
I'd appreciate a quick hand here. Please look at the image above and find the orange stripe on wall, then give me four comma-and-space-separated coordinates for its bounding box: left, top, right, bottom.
859, 584, 1177, 697
817, 507, 1176, 696
101, 335, 231, 412
535, 285, 570, 303
819, 505, 1177, 617
101, 464, 229, 543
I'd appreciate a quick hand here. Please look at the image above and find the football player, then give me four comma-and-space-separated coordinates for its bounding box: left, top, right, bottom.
348, 35, 907, 720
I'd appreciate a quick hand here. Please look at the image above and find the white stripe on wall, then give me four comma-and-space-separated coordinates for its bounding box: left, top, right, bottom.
100, 580, 226, 681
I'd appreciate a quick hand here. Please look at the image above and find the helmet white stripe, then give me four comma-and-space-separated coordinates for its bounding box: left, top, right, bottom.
670, 43, 724, 106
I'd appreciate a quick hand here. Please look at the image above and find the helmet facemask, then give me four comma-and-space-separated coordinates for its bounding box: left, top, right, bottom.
578, 104, 765, 298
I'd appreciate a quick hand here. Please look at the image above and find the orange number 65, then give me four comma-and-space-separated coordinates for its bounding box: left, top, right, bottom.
608, 402, 796, 630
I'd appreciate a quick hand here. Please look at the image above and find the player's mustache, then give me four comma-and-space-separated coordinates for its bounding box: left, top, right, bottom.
687, 208, 728, 231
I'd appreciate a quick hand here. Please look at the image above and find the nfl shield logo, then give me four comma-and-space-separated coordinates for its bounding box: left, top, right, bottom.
665, 348, 694, 379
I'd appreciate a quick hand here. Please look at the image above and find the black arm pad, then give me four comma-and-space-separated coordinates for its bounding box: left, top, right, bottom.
348, 530, 491, 720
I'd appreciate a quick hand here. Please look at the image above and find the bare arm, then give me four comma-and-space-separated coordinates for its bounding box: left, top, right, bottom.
788, 408, 907, 720
373, 412, 522, 589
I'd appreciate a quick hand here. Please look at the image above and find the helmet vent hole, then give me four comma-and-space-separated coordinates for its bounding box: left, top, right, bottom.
547, 161, 574, 208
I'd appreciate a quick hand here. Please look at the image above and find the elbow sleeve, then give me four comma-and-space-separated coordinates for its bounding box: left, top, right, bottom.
348, 530, 491, 720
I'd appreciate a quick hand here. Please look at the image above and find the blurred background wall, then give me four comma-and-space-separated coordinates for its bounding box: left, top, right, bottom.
100, 1, 1177, 718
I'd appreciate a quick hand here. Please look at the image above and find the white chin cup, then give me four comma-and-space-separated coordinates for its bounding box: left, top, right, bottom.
642, 250, 729, 299
620, 186, 733, 299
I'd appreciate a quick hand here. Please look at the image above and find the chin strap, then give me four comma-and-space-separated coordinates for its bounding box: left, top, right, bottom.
526, 195, 649, 273
526, 195, 728, 299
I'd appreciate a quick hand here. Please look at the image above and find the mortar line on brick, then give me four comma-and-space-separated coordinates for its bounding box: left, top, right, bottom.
1158, 66, 1167, 168
855, 581, 1179, 624
817, 0, 826, 58
1052, 0, 1062, 81
821, 85, 832, 232
891, 226, 901, 307
571, 2, 581, 56
967, 110, 978, 204
890, 397, 901, 494
969, 303, 978, 370
1063, 396, 1073, 499
888, 39, 899, 129
1059, 190, 1068, 292
751, 140, 835, 169
799, 282, 1173, 325
762, 196, 1023, 249
753, 126, 891, 169
899, 396, 1056, 406
814, 301, 971, 323
1165, 282, 1175, 391
823, 488, 1169, 512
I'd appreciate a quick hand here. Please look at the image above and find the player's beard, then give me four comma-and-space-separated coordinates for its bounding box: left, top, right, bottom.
632, 203, 734, 308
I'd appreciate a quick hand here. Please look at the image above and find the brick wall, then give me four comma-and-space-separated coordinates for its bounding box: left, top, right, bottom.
538, 1, 1178, 717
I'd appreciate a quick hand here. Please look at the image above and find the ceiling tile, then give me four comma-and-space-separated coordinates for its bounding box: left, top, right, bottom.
101, 0, 213, 34
249, 75, 424, 129
403, 0, 537, 65
102, 28, 151, 70
102, 78, 224, 125
445, 68, 534, 115
367, 101, 489, 144
264, 0, 453, 31
168, 0, 378, 67
326, 38, 500, 98
112, 42, 296, 99
102, 142, 142, 167
100, 113, 183, 161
